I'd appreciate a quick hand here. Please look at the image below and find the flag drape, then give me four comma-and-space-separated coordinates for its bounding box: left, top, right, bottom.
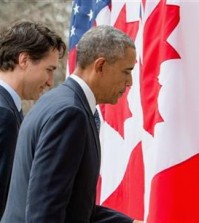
68, 1, 199, 222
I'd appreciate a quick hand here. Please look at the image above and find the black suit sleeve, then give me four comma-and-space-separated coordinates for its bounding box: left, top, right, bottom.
0, 107, 18, 218
94, 205, 133, 223
26, 107, 88, 223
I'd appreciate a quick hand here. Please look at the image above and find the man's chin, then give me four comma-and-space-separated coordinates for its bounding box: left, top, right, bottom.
109, 98, 119, 105
39, 89, 47, 97
31, 93, 41, 101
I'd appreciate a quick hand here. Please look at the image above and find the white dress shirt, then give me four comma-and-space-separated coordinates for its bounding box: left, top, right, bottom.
69, 74, 96, 115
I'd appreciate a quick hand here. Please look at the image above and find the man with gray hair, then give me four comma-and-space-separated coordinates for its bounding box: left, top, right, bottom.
1, 25, 142, 223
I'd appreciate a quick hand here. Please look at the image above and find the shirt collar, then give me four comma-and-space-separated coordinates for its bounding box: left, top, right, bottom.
69, 74, 96, 115
0, 80, 22, 112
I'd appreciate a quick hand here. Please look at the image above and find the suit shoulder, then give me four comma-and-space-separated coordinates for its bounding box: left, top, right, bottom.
0, 94, 10, 108
41, 106, 88, 132
48, 106, 87, 123
0, 106, 16, 126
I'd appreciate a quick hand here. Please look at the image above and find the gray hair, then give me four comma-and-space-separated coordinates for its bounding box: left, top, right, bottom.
76, 25, 135, 69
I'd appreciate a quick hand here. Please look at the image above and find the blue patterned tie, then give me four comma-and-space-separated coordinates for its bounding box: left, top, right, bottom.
94, 109, 101, 133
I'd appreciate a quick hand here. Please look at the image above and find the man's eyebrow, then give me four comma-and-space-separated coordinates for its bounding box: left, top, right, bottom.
125, 66, 134, 71
48, 65, 57, 70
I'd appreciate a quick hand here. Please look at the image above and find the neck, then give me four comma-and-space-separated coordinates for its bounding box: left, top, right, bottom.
74, 67, 101, 104
0, 71, 22, 98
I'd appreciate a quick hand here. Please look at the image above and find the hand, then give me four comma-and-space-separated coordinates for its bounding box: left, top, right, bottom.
133, 221, 144, 223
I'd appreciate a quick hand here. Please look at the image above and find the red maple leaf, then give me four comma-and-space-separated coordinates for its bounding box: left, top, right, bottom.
100, 4, 139, 138
140, 0, 180, 136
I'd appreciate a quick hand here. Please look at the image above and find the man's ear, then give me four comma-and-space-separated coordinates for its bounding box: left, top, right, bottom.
18, 52, 29, 69
94, 57, 106, 74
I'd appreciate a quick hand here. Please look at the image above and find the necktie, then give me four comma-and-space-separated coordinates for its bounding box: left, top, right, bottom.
94, 109, 101, 133
19, 109, 24, 122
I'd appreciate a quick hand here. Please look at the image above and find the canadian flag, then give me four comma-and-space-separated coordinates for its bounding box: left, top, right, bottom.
68, 1, 199, 222
141, 1, 199, 222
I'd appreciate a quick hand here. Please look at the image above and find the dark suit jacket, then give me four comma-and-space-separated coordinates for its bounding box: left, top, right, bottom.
0, 85, 23, 219
1, 78, 132, 223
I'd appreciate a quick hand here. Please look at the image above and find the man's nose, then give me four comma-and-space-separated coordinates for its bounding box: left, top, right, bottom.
46, 74, 54, 87
126, 73, 133, 87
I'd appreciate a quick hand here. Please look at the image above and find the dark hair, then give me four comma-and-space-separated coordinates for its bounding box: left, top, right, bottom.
0, 21, 67, 71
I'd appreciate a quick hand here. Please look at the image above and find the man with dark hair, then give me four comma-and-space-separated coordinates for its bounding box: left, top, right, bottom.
1, 25, 142, 223
0, 21, 66, 219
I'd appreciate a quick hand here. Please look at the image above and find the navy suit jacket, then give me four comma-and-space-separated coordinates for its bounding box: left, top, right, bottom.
0, 85, 23, 219
1, 78, 132, 223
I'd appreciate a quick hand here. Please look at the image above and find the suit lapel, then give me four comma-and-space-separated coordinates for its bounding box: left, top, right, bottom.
63, 78, 101, 162
0, 85, 22, 127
